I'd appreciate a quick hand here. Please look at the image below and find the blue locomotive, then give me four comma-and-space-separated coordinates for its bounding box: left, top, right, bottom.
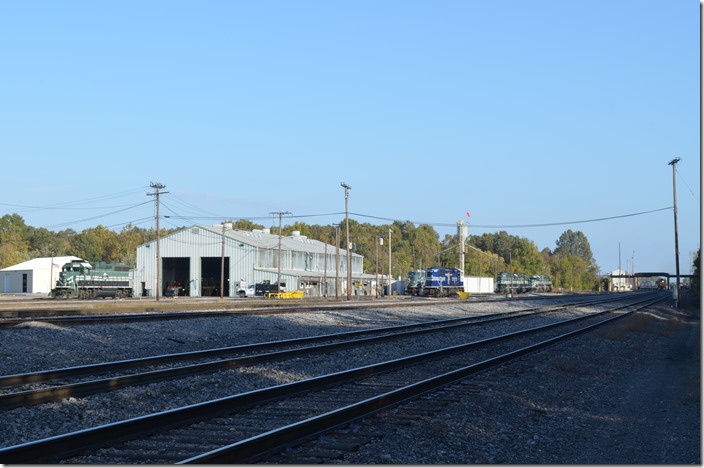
416, 266, 464, 297
51, 259, 133, 299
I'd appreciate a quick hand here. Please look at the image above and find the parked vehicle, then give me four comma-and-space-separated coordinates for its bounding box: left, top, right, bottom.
255, 281, 286, 297
237, 284, 256, 297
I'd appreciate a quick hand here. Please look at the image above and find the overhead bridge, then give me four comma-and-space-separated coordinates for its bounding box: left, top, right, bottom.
610, 272, 694, 279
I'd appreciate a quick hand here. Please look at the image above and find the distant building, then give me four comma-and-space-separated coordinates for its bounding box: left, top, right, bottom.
610, 269, 631, 291
1, 256, 82, 294
134, 224, 377, 297
463, 276, 495, 294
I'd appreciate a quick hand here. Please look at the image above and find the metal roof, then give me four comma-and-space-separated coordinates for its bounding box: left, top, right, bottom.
0, 256, 82, 271
255, 266, 379, 281
197, 225, 363, 258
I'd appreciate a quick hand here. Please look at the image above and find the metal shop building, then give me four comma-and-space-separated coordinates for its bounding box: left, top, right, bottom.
134, 224, 375, 298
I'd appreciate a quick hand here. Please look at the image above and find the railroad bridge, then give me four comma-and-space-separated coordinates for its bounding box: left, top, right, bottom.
608, 271, 695, 292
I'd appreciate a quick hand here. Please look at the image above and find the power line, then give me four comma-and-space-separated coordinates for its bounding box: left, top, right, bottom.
675, 168, 697, 197
43, 201, 153, 230
459, 206, 674, 229
162, 206, 674, 230
0, 187, 149, 211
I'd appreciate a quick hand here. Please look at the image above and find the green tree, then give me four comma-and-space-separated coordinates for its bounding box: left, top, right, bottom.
27, 227, 72, 258
230, 219, 265, 231
554, 230, 594, 265
469, 231, 548, 276
691, 249, 700, 297
552, 230, 599, 290
551, 253, 601, 291
116, 224, 151, 266
464, 246, 505, 277
0, 214, 31, 268
512, 238, 547, 275
411, 224, 441, 270
72, 225, 121, 263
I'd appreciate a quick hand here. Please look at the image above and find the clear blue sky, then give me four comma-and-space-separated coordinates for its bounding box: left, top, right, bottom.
0, 0, 699, 275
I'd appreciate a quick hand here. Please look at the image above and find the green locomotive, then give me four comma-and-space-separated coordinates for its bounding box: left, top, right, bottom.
495, 272, 552, 294
404, 269, 426, 296
51, 259, 133, 299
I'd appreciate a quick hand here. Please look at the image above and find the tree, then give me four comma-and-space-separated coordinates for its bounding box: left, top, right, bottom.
0, 214, 31, 268
554, 230, 594, 265
691, 249, 700, 297
27, 227, 72, 258
116, 224, 151, 266
512, 238, 546, 275
411, 224, 441, 269
469, 231, 548, 276
551, 230, 599, 291
72, 225, 121, 263
230, 219, 265, 231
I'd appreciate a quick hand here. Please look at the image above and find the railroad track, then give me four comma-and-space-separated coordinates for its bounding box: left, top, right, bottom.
0, 294, 625, 409
0, 293, 590, 326
0, 292, 667, 464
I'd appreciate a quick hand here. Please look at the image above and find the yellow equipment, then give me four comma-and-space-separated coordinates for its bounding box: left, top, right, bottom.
266, 290, 305, 299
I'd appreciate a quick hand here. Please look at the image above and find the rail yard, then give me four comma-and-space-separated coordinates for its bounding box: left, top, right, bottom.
0, 292, 699, 464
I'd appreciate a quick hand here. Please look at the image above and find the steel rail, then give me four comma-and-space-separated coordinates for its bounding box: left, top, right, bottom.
0, 295, 634, 409
0, 300, 420, 325
0, 292, 623, 325
0, 293, 666, 464
184, 294, 668, 464
0, 293, 627, 387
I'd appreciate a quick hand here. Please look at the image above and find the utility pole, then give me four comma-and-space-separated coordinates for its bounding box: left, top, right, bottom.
669, 157, 682, 307
341, 183, 352, 301
334, 224, 340, 300
271, 211, 291, 293
375, 236, 380, 298
220, 223, 226, 300
323, 240, 328, 297
388, 228, 392, 297
148, 182, 167, 301
632, 250, 635, 290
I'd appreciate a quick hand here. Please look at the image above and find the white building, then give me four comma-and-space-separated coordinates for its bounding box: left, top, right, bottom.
463, 276, 495, 294
1, 256, 82, 294
134, 225, 377, 298
610, 269, 631, 291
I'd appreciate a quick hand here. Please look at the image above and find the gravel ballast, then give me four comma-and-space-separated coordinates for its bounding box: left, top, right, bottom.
0, 295, 699, 464
338, 302, 700, 464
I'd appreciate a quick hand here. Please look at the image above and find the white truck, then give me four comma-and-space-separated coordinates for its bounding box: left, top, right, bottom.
237, 284, 256, 297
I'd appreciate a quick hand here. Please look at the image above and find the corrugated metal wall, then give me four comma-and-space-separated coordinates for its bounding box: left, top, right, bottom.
135, 226, 362, 298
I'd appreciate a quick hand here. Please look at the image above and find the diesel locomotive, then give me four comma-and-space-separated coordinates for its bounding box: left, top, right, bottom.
51, 259, 133, 299
495, 272, 553, 294
412, 266, 465, 297
404, 269, 426, 296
